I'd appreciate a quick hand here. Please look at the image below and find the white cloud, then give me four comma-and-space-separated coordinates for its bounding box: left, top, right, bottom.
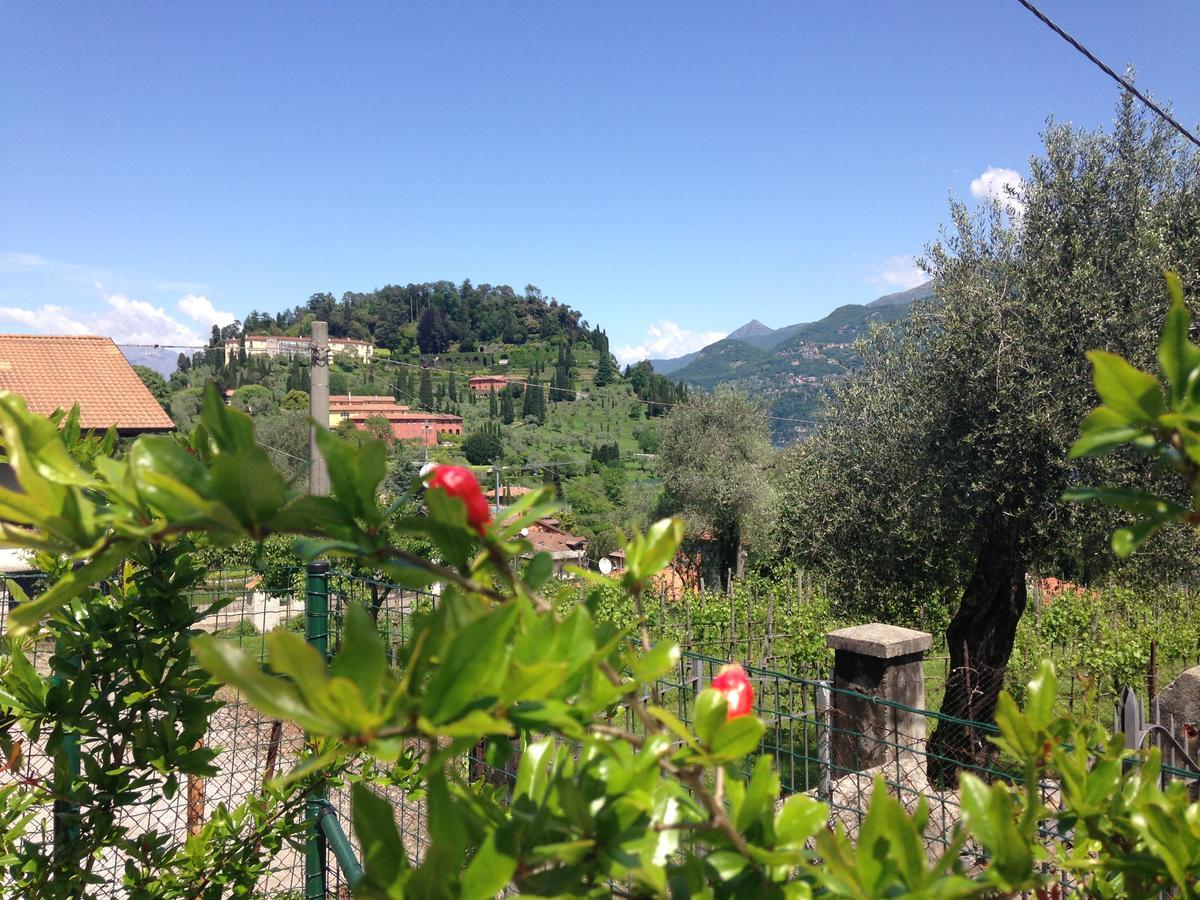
0, 304, 91, 334
867, 255, 926, 291
0, 252, 50, 270
614, 320, 727, 366
177, 293, 236, 327
0, 290, 211, 346
970, 166, 1025, 215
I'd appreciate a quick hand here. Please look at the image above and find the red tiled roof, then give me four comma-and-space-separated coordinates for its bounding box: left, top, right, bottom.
526, 530, 587, 554
0, 335, 174, 432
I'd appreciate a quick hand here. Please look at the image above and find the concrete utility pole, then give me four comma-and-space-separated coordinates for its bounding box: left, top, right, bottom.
309, 321, 331, 496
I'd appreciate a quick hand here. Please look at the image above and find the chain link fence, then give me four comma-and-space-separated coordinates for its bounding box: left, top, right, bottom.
3, 563, 1198, 895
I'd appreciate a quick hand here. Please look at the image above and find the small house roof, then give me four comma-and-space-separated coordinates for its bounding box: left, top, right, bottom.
0, 335, 174, 432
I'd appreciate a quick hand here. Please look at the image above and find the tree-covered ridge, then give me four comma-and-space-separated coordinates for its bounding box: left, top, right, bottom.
238, 280, 607, 356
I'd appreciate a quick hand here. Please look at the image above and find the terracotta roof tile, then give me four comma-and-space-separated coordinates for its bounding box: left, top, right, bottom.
0, 335, 174, 432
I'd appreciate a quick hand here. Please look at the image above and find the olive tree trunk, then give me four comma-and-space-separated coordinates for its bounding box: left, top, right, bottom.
927, 535, 1027, 786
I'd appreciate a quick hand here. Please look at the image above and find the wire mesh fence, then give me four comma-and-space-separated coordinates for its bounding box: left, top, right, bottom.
2, 562, 1198, 895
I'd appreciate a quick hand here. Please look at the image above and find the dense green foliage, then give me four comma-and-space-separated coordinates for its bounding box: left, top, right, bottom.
2, 393, 1199, 894
241, 280, 606, 356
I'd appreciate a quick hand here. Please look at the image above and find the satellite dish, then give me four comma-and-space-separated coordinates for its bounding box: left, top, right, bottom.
419, 462, 437, 478
520, 528, 529, 537
598, 557, 613, 575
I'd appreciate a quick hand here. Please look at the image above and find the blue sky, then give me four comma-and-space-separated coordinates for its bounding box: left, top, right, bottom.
2, 2, 1198, 364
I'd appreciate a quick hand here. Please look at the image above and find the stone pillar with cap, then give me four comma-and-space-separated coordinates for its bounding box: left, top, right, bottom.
825, 623, 932, 773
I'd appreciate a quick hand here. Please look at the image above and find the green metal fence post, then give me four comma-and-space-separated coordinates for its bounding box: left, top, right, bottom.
51, 636, 80, 864
316, 801, 365, 888
305, 561, 331, 899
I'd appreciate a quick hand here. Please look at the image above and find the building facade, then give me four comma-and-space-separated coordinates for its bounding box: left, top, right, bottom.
225, 335, 375, 364
329, 395, 461, 446
468, 375, 508, 392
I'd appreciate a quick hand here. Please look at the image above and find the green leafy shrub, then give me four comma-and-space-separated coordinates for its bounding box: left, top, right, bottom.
0, 383, 1197, 894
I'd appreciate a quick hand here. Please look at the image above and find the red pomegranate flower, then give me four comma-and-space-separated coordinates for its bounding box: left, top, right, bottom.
711, 662, 754, 719
426, 465, 492, 534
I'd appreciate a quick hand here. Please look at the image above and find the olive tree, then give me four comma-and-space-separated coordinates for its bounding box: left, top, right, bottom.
779, 96, 1200, 777
657, 389, 778, 584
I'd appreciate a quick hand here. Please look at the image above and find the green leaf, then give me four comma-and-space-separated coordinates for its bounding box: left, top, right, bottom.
421, 603, 518, 724
1157, 270, 1200, 407
316, 428, 386, 528
693, 688, 727, 747
1112, 518, 1165, 558
209, 448, 287, 532
514, 737, 556, 803
647, 706, 701, 750
352, 781, 408, 891
331, 605, 386, 706
8, 544, 126, 634
775, 793, 827, 847
623, 517, 684, 584
1023, 660, 1057, 732
1086, 350, 1165, 426
1068, 422, 1147, 459
266, 630, 338, 718
460, 831, 517, 900
735, 754, 779, 834
522, 552, 554, 590
191, 634, 340, 734
958, 774, 1033, 890
631, 641, 681, 683
200, 384, 256, 452
1062, 486, 1185, 518
1131, 803, 1194, 893
709, 715, 765, 760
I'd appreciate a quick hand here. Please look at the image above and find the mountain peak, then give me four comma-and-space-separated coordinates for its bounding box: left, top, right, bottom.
726, 319, 774, 341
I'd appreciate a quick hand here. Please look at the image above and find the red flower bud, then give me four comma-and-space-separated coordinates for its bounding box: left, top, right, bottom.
427, 465, 492, 534
711, 662, 753, 719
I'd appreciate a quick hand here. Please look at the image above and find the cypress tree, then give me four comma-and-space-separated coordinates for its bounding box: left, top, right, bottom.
419, 366, 433, 409
594, 352, 617, 388
535, 380, 547, 425
522, 376, 537, 419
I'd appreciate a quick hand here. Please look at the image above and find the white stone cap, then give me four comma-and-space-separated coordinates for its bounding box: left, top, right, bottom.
826, 623, 932, 659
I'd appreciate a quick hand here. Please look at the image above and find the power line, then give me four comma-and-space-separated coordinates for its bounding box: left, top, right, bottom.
121, 343, 209, 350
364, 354, 828, 427
130, 340, 830, 428
1013, 0, 1200, 149
260, 442, 309, 465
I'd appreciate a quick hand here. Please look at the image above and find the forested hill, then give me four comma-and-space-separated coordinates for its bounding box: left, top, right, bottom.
238, 281, 602, 355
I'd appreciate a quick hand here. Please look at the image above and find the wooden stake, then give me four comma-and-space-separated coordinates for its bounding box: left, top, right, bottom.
263, 720, 284, 787
186, 740, 205, 837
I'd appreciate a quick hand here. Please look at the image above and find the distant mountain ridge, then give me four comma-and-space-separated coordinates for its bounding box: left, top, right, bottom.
648, 280, 934, 443
867, 281, 934, 308
649, 280, 932, 373
121, 345, 181, 376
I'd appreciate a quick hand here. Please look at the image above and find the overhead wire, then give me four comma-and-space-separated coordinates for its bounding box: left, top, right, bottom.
125, 337, 834, 427
1013, 0, 1200, 149
363, 353, 830, 427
